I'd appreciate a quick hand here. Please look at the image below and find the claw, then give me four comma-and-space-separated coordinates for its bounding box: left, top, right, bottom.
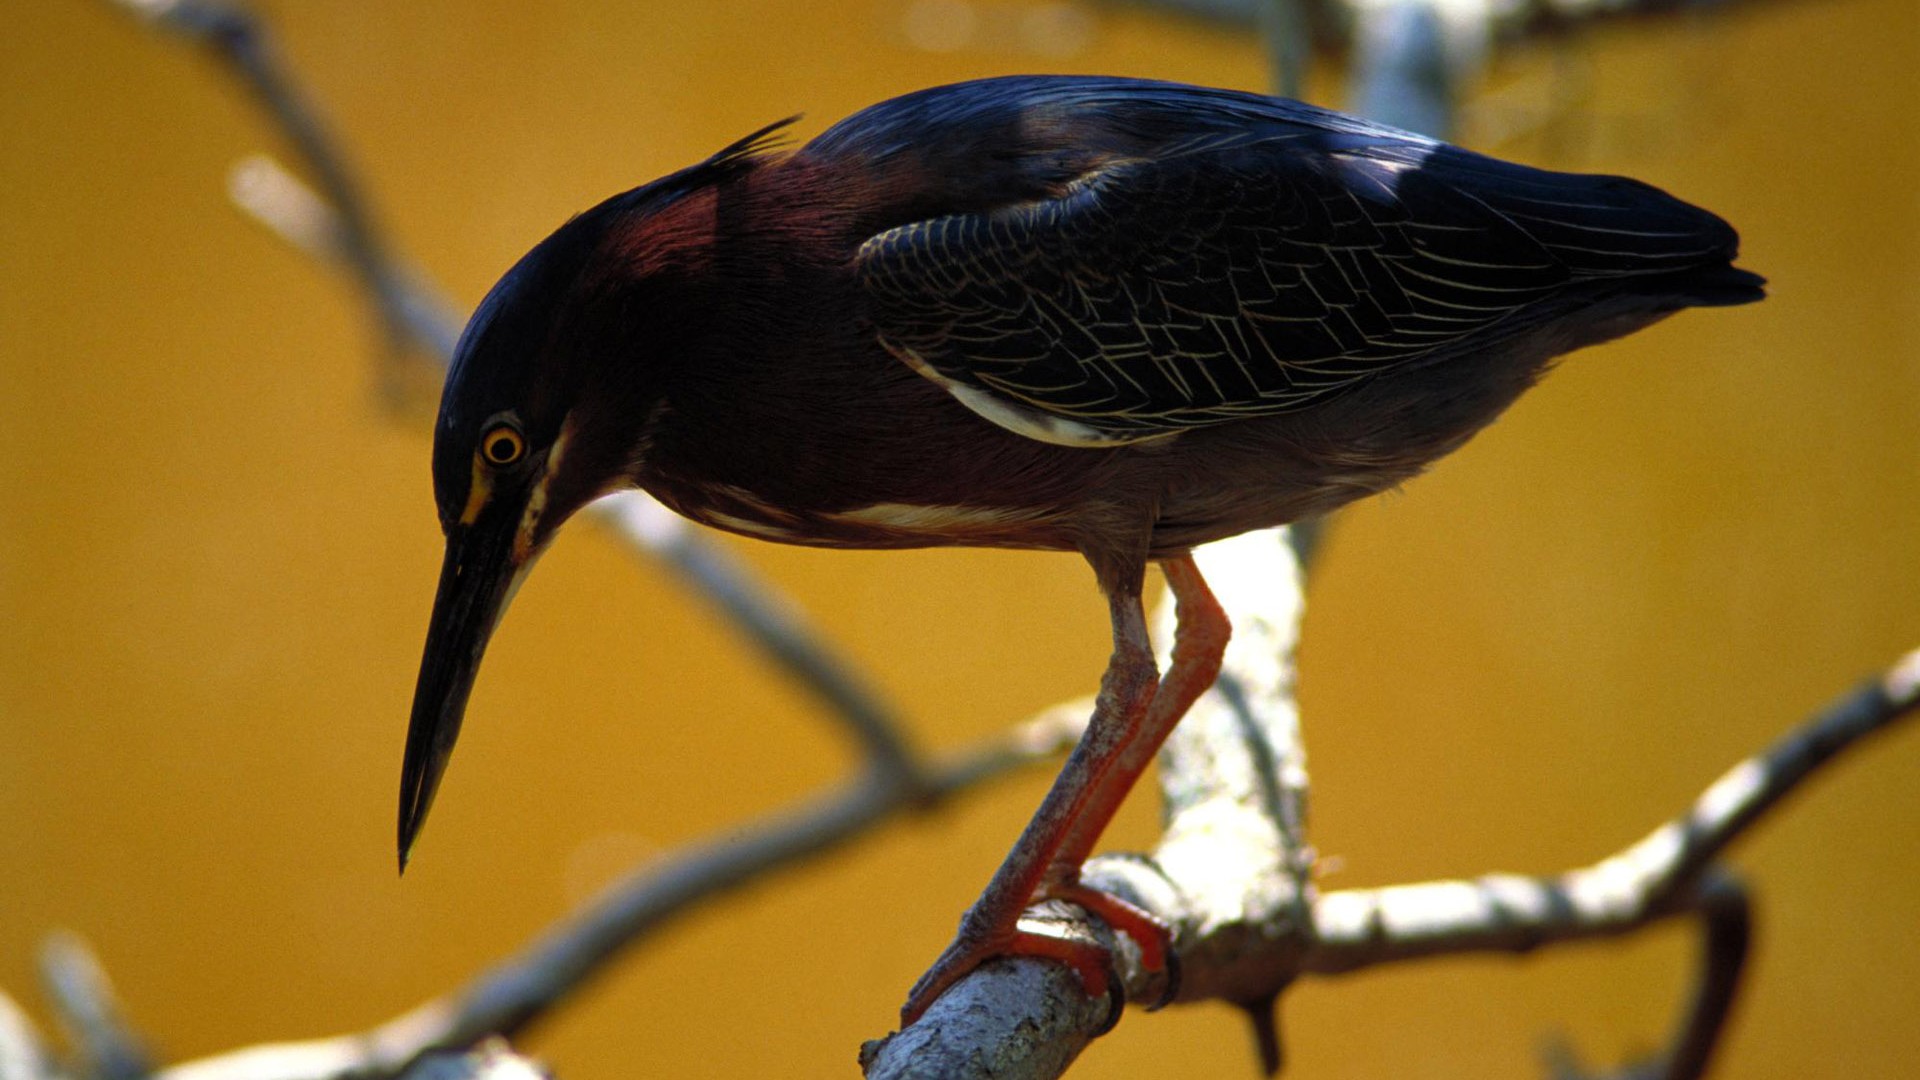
1045, 880, 1173, 980
1146, 944, 1182, 1011
1091, 958, 1127, 1036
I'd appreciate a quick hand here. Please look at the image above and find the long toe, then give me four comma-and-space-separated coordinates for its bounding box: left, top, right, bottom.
1043, 879, 1177, 1008
900, 923, 1123, 1026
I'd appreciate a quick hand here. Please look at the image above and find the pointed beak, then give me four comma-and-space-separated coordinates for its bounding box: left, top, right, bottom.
399, 515, 531, 871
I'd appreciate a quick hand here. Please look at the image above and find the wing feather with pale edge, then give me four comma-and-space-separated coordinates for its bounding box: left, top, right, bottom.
850, 84, 1739, 446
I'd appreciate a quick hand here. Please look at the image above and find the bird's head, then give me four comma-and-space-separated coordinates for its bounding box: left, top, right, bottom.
399, 122, 793, 869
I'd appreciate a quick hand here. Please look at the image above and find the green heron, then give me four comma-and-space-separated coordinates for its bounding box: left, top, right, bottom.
403, 75, 1763, 1024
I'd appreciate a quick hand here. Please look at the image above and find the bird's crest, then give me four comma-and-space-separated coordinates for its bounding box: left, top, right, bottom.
598, 116, 801, 221
711, 115, 802, 168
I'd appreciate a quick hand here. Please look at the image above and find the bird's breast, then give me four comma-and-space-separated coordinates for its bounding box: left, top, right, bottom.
635, 348, 1114, 554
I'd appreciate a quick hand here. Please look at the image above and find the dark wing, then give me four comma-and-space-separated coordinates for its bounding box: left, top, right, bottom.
849, 78, 1749, 446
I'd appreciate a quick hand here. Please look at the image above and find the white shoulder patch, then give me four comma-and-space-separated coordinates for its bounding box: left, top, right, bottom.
886, 341, 1160, 449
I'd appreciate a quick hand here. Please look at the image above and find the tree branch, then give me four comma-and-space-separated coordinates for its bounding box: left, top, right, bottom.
0, 989, 61, 1080
137, 710, 1082, 1080
1546, 869, 1751, 1080
1112, 0, 1788, 48
394, 1042, 547, 1080
865, 525, 1919, 1079
37, 935, 150, 1080
48, 5, 1909, 1080
107, 0, 931, 793
1305, 649, 1920, 973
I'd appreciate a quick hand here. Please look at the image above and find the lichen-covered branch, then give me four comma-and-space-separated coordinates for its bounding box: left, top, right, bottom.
865, 525, 1919, 1080
1305, 649, 1920, 973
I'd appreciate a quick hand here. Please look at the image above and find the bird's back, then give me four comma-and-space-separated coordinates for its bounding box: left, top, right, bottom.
800, 76, 1761, 448
809, 75, 1758, 291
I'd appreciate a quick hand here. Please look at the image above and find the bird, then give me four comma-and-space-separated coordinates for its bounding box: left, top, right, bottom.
401, 74, 1763, 1026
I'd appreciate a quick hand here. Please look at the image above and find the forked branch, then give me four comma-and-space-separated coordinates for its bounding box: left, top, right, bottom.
864, 530, 1919, 1079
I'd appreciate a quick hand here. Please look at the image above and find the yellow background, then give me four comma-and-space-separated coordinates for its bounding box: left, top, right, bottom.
2, 1, 1916, 1077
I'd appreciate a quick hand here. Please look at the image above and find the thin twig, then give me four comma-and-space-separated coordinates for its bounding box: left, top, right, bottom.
1651, 872, 1750, 1080
224, 154, 459, 366
592, 493, 927, 789
105, 0, 447, 382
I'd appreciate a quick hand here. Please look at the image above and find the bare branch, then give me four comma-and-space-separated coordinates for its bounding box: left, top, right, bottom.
152, 712, 1082, 1080
1306, 647, 1920, 972
393, 1042, 546, 1080
152, 2, 929, 786
1348, 0, 1459, 137
102, 0, 448, 378
38, 934, 151, 1080
860, 921, 1114, 1080
0, 989, 61, 1080
1260, 0, 1315, 99
871, 522, 1918, 1078
1546, 870, 1751, 1080
225, 155, 460, 372
1111, 0, 1789, 48
590, 493, 928, 790
866, 527, 1314, 1078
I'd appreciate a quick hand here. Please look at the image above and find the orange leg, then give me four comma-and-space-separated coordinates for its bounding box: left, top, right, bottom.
900, 553, 1231, 1025
1049, 555, 1229, 869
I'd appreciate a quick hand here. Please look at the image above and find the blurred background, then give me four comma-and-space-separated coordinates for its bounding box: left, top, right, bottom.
2, 0, 1916, 1076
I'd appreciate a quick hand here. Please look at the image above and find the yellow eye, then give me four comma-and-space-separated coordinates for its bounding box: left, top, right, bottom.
480, 423, 525, 466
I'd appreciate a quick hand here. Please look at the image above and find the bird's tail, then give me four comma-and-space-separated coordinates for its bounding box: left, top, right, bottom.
1651, 263, 1768, 308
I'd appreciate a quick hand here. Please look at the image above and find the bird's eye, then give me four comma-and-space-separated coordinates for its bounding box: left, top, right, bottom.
480, 423, 525, 466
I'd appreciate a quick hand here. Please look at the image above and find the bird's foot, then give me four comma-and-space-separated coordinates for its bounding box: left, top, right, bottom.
899, 883, 1176, 1030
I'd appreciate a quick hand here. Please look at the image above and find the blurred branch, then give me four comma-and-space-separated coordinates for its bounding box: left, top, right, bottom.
1110, 0, 1778, 49
1260, 0, 1314, 99
108, 0, 928, 792
37, 936, 150, 1080
0, 990, 60, 1080
395, 1043, 547, 1080
22, 711, 1075, 1080
1347, 1, 1460, 136
224, 154, 461, 374
103, 0, 452, 382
